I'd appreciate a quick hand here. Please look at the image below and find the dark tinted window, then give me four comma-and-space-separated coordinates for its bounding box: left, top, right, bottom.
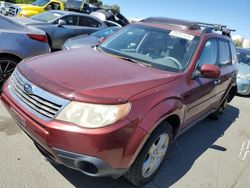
46, 2, 61, 10
79, 16, 101, 27
197, 39, 218, 68
60, 15, 78, 25
218, 40, 231, 66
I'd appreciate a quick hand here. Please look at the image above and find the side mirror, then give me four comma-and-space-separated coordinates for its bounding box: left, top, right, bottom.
57, 19, 66, 27
200, 64, 221, 79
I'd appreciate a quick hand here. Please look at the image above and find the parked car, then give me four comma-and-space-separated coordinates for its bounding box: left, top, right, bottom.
63, 26, 120, 49
7, 0, 64, 17
66, 1, 130, 26
1, 17, 237, 186
236, 48, 250, 95
0, 15, 50, 90
10, 10, 107, 50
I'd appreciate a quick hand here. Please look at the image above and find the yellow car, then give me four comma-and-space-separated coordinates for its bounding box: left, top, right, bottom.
8, 0, 64, 17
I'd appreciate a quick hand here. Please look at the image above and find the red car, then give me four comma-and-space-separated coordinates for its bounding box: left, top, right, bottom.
1, 17, 237, 186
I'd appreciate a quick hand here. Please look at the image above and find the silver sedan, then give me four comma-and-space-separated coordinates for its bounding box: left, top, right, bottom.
0, 15, 50, 90
10, 11, 107, 50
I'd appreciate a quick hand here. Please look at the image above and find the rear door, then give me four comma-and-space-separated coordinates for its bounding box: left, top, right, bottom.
213, 39, 236, 104
52, 15, 80, 49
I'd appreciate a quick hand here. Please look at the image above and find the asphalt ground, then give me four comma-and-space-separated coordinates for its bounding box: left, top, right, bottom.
0, 95, 249, 188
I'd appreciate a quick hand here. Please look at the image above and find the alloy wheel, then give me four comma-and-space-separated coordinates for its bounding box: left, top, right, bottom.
0, 59, 17, 89
142, 133, 169, 178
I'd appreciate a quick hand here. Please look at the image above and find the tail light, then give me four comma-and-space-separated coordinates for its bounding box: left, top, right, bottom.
27, 34, 48, 43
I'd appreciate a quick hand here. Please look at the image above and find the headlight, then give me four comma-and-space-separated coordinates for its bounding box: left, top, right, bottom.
55, 102, 131, 128
238, 73, 250, 80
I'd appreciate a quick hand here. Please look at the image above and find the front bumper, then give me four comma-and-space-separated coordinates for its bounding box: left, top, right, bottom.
35, 144, 126, 178
237, 78, 250, 95
1, 81, 148, 177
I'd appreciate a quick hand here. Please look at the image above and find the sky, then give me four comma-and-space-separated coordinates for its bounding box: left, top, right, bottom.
102, 0, 250, 39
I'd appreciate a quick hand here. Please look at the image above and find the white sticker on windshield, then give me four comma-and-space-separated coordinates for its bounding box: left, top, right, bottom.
169, 31, 194, 41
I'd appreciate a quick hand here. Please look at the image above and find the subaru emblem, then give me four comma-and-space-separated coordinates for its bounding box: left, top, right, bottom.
23, 83, 32, 94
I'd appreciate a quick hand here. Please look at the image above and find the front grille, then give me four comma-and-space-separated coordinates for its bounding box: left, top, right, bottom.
8, 70, 69, 121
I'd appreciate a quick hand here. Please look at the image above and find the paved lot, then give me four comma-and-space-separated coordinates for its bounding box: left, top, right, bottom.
0, 96, 249, 188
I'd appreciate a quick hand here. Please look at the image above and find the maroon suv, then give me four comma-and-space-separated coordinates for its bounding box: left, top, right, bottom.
1, 17, 237, 186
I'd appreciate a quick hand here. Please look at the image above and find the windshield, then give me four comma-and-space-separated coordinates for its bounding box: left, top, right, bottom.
237, 49, 250, 65
31, 11, 64, 22
100, 24, 200, 72
31, 0, 49, 6
91, 27, 120, 38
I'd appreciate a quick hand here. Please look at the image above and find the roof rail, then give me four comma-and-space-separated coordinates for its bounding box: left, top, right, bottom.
142, 17, 235, 37
196, 22, 236, 37
142, 17, 201, 30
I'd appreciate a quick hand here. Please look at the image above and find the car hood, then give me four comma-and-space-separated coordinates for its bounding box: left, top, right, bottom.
17, 47, 178, 104
236, 63, 250, 76
64, 35, 99, 49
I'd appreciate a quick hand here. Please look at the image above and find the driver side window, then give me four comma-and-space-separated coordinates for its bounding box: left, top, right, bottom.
197, 39, 218, 69
45, 2, 60, 11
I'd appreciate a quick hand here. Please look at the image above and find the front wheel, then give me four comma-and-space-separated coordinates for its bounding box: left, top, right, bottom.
0, 57, 20, 91
124, 123, 173, 186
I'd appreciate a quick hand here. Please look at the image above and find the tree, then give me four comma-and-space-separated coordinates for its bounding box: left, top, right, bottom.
234, 39, 243, 48
111, 4, 120, 13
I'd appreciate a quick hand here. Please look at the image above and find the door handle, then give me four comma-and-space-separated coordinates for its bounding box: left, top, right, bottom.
214, 79, 222, 85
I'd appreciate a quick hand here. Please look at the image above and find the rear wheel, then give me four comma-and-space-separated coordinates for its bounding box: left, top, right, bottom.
209, 99, 228, 120
124, 123, 173, 186
0, 57, 20, 91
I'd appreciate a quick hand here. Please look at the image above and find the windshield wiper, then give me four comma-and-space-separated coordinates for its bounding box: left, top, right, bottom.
117, 56, 152, 67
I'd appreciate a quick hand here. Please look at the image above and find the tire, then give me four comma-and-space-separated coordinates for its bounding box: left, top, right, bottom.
209, 99, 227, 120
0, 57, 20, 91
124, 123, 173, 186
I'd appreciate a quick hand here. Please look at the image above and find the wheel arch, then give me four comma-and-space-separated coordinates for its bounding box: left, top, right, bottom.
0, 53, 22, 62
124, 98, 185, 168
45, 33, 52, 48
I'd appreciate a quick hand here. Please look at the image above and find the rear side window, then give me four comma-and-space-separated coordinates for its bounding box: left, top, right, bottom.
59, 15, 78, 25
79, 16, 101, 27
197, 39, 218, 68
229, 41, 238, 64
218, 40, 231, 66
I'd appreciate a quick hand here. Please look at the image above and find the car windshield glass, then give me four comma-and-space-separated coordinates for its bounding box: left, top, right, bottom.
31, 0, 50, 6
91, 27, 119, 38
31, 11, 64, 22
100, 24, 200, 72
237, 50, 250, 65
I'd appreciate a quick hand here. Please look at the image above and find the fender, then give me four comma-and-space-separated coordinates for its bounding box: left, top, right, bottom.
123, 97, 186, 167
18, 10, 39, 17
